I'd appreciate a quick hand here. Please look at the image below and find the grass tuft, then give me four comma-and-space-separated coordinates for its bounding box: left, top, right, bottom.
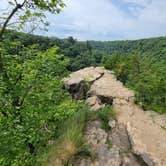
86, 105, 116, 131
41, 105, 116, 166
43, 107, 89, 166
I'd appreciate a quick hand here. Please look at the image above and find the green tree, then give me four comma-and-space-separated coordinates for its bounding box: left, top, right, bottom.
0, 46, 82, 165
0, 0, 65, 39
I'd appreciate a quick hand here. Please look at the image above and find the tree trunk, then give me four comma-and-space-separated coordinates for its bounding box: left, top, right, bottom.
0, 4, 23, 40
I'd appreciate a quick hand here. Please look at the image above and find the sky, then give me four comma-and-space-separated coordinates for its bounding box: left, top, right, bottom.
40, 0, 166, 41
1, 0, 166, 41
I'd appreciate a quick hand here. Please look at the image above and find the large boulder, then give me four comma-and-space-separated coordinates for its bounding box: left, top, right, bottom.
108, 123, 131, 153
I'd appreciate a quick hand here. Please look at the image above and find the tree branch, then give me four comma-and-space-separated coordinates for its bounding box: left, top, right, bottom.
0, 6, 18, 39
0, 0, 26, 40
0, 0, 26, 72
14, 0, 18, 5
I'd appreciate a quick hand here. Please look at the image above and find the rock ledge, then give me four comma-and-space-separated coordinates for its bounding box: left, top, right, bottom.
64, 67, 166, 166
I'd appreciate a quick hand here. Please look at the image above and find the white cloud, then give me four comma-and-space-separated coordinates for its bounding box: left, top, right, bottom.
43, 0, 166, 40
42, 0, 136, 40
1, 0, 166, 40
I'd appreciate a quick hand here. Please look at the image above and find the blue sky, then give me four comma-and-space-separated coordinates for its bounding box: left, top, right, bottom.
40, 0, 166, 41
1, 0, 166, 41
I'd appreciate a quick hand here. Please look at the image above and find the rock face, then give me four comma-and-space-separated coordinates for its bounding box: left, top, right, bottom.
75, 120, 122, 166
115, 102, 166, 166
63, 67, 105, 99
64, 67, 166, 166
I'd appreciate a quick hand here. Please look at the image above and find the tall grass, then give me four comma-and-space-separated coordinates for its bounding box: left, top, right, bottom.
41, 105, 116, 166
43, 107, 89, 166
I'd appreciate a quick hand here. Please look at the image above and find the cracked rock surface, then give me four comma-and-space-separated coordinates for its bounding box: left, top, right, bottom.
64, 67, 166, 166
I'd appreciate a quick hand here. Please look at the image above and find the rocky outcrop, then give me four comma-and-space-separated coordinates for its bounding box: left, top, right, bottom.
63, 67, 105, 99
64, 67, 166, 166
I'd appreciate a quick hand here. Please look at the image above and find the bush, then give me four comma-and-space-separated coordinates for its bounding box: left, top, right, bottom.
0, 46, 81, 166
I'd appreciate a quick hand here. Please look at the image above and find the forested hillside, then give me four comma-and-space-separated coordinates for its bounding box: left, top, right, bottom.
0, 29, 166, 165
3, 31, 166, 113
4, 30, 99, 71
90, 37, 166, 59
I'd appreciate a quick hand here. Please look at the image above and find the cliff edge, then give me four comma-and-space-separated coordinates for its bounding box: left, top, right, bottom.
64, 67, 166, 166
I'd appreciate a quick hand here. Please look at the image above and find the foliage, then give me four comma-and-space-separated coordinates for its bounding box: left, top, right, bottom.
2, 31, 102, 71
0, 0, 65, 38
86, 105, 115, 131
0, 45, 82, 165
98, 106, 114, 131
103, 53, 166, 114
43, 107, 88, 166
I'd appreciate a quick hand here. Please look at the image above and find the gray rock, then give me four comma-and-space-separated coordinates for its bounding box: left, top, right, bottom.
86, 96, 105, 111
63, 67, 104, 100
145, 111, 166, 128
88, 72, 135, 103
108, 123, 131, 153
121, 153, 142, 166
85, 120, 107, 151
79, 120, 122, 166
108, 119, 116, 128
